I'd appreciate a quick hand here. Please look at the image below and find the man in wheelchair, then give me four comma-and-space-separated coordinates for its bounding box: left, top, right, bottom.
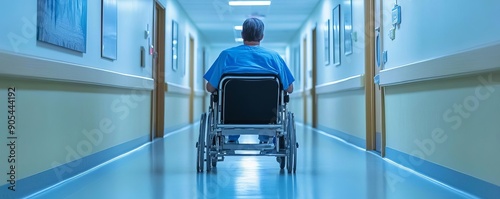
197, 17, 297, 173
203, 17, 295, 144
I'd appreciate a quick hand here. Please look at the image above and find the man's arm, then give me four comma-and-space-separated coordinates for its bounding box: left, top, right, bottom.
206, 82, 216, 93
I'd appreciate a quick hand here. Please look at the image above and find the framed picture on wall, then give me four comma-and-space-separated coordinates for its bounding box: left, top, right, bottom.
172, 20, 179, 71
37, 0, 88, 52
333, 4, 341, 65
324, 19, 330, 66
101, 0, 117, 60
344, 0, 353, 55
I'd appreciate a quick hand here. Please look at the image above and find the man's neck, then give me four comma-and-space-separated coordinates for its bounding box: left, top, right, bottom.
244, 41, 260, 46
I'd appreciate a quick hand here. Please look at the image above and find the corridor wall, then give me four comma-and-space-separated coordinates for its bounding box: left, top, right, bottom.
290, 0, 367, 148
0, 0, 154, 197
379, 0, 500, 198
158, 0, 207, 133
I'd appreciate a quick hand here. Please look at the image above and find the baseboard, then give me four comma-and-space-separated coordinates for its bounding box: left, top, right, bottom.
317, 125, 366, 149
164, 123, 191, 136
385, 147, 500, 199
0, 135, 150, 198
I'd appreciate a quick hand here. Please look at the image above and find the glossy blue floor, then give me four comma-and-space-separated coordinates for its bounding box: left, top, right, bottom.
30, 123, 474, 199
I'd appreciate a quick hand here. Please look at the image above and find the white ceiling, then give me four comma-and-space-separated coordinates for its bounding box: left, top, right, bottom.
175, 0, 322, 49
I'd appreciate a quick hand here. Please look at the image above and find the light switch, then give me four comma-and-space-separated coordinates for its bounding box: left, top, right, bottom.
389, 28, 396, 40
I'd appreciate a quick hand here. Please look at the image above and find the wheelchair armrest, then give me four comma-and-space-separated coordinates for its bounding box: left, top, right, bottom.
284, 93, 289, 103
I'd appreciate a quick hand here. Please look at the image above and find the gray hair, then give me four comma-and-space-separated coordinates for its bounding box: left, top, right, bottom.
241, 18, 264, 42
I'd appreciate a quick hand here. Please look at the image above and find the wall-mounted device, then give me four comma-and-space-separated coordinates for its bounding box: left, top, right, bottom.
392, 3, 401, 27
389, 1, 401, 41
140, 46, 146, 67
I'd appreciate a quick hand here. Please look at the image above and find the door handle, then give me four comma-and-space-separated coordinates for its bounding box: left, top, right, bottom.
375, 27, 381, 68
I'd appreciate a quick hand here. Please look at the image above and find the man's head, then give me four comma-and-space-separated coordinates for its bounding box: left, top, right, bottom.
241, 18, 264, 42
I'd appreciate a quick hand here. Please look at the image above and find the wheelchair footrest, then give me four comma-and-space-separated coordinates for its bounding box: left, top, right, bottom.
222, 153, 286, 157
223, 143, 275, 150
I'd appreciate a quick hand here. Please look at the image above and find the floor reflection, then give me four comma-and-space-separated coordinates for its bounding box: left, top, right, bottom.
30, 123, 470, 199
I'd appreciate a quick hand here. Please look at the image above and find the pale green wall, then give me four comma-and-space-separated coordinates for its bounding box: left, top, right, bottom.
289, 97, 304, 123
385, 71, 500, 186
0, 78, 150, 185
164, 93, 190, 132
317, 90, 366, 140
194, 96, 204, 121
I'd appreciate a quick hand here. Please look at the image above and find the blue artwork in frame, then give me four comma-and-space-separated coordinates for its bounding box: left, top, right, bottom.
333, 4, 341, 65
101, 0, 117, 60
172, 20, 179, 71
344, 0, 353, 55
37, 0, 88, 52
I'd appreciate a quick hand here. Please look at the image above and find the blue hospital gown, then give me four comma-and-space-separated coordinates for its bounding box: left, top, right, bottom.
204, 45, 295, 90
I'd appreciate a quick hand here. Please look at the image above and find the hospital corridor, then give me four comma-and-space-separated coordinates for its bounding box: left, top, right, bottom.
1, 0, 499, 198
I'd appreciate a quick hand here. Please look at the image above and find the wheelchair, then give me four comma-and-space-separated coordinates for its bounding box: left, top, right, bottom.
196, 74, 298, 173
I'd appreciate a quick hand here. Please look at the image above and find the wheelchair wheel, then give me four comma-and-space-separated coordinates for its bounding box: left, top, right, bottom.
196, 113, 207, 172
291, 113, 297, 173
286, 112, 297, 173
278, 136, 285, 169
205, 112, 213, 172
211, 136, 218, 167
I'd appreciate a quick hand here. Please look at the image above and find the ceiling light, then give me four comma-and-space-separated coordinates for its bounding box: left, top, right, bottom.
228, 1, 271, 6
234, 26, 243, 30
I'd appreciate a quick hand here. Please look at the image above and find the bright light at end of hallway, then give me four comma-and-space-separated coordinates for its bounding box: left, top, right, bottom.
229, 1, 271, 6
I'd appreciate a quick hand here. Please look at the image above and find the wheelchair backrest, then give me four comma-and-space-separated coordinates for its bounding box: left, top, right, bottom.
218, 74, 281, 124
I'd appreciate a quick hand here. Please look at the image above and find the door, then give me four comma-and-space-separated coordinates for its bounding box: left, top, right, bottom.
365, 0, 386, 156
311, 27, 318, 128
152, 2, 166, 139
302, 37, 308, 124
374, 0, 386, 156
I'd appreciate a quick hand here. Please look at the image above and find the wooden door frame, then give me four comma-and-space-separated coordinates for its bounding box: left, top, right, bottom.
188, 35, 195, 123
302, 37, 308, 124
364, 0, 386, 156
311, 27, 318, 128
201, 47, 206, 112
152, 1, 166, 139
